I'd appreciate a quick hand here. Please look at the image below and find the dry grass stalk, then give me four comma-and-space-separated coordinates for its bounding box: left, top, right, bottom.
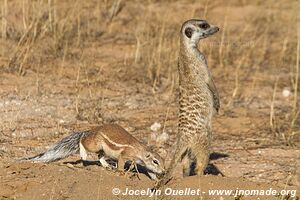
75, 64, 81, 116
1, 0, 7, 39
202, 0, 209, 18
108, 0, 122, 23
134, 33, 141, 64
48, 0, 53, 31
152, 18, 167, 92
22, 0, 28, 30
218, 5, 228, 68
286, 25, 300, 144
292, 26, 299, 115
77, 8, 81, 46
270, 76, 279, 134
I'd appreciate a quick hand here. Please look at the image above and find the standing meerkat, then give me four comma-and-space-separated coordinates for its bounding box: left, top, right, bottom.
157, 19, 220, 187
177, 19, 220, 176
22, 124, 165, 180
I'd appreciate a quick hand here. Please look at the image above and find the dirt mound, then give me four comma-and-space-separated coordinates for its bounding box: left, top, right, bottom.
1, 162, 297, 200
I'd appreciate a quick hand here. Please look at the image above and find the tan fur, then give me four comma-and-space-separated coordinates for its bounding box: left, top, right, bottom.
79, 124, 165, 177
176, 19, 219, 176
155, 19, 220, 189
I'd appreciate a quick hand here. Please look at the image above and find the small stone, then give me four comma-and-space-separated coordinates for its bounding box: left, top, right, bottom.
157, 132, 169, 143
150, 122, 161, 132
282, 88, 291, 97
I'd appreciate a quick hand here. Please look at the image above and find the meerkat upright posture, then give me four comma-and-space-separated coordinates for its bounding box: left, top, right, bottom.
22, 124, 165, 180
177, 19, 220, 176
158, 19, 220, 186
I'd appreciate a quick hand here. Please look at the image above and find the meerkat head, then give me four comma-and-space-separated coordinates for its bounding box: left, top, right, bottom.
138, 151, 165, 176
181, 19, 219, 46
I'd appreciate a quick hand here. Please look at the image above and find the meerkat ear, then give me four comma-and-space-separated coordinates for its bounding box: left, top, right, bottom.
184, 27, 194, 38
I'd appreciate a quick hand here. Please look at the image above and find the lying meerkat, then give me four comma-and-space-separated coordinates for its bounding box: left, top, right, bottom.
22, 124, 165, 180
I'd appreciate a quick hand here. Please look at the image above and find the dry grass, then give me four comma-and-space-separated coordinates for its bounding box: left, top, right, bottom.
0, 1, 299, 142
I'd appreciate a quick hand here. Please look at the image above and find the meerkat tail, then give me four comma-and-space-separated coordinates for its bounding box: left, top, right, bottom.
20, 132, 86, 163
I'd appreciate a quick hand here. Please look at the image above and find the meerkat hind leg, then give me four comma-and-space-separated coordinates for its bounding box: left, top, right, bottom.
193, 149, 209, 175
182, 154, 192, 177
180, 148, 193, 177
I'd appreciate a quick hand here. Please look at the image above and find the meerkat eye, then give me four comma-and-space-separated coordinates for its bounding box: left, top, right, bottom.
153, 159, 159, 165
184, 27, 193, 38
199, 23, 210, 29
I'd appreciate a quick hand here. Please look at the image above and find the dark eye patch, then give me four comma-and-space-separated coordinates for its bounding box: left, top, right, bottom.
199, 23, 210, 29
153, 160, 159, 165
184, 27, 193, 38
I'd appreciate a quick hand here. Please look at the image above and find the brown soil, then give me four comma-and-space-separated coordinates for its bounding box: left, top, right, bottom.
0, 0, 299, 200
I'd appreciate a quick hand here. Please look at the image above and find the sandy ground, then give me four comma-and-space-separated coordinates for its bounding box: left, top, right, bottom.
0, 0, 299, 199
